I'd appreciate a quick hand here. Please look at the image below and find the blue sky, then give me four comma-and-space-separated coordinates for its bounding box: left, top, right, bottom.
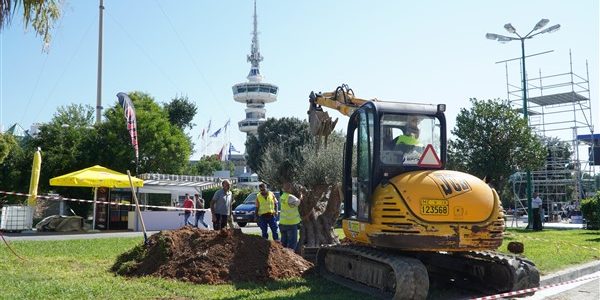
1, 0, 598, 160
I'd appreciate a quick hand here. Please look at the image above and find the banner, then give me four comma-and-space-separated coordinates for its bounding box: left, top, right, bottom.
116, 92, 139, 160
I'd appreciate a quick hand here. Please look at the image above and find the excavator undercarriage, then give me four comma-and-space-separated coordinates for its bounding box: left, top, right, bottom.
316, 245, 540, 300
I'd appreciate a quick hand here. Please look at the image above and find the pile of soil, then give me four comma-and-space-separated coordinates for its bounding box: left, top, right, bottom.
111, 227, 313, 284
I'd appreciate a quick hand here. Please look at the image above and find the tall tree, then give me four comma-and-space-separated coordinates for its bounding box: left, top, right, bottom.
98, 91, 192, 174
0, 0, 62, 51
0, 133, 24, 198
448, 98, 546, 194
245, 117, 312, 173
29, 104, 97, 191
0, 133, 15, 164
193, 154, 223, 176
164, 95, 197, 130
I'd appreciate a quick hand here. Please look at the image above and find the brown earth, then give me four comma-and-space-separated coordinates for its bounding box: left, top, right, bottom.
112, 226, 313, 284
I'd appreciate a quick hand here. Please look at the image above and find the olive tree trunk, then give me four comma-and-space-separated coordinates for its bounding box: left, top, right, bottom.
296, 183, 342, 250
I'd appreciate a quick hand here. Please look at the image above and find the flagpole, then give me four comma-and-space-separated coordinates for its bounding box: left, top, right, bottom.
95, 0, 104, 125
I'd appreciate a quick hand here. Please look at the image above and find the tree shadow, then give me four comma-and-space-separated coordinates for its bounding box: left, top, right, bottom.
222, 271, 489, 300
223, 274, 372, 300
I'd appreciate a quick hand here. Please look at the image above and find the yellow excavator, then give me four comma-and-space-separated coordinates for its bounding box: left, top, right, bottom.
308, 84, 539, 299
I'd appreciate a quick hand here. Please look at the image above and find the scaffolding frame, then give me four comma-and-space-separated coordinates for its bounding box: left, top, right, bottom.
506, 50, 595, 225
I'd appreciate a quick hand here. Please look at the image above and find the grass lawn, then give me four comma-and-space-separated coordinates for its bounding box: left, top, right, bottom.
0, 228, 598, 299
500, 228, 600, 274
0, 236, 365, 300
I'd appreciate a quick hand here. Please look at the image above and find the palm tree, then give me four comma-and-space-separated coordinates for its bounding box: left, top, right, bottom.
0, 0, 62, 51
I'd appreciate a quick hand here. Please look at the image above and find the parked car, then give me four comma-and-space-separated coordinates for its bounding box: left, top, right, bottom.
232, 191, 280, 227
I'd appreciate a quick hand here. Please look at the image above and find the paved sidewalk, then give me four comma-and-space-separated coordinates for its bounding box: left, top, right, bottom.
2, 225, 263, 241
505, 215, 584, 229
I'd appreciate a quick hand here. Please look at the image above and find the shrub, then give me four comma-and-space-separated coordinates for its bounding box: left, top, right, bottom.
232, 188, 254, 208
201, 186, 253, 209
200, 187, 221, 208
580, 193, 600, 230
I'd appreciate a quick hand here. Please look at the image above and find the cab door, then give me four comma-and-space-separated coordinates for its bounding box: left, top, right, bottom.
344, 106, 375, 222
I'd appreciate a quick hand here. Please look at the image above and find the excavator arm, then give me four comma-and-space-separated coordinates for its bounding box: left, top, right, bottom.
308, 84, 372, 148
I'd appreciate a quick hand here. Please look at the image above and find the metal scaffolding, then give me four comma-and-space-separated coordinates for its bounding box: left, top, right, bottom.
506, 50, 595, 224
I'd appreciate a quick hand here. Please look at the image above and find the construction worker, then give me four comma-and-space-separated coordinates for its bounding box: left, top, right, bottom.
279, 181, 301, 250
394, 115, 422, 150
255, 182, 279, 241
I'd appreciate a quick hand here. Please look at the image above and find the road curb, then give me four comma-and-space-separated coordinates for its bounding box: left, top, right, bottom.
540, 260, 600, 285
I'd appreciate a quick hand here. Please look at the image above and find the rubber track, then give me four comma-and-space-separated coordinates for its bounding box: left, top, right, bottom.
457, 250, 540, 292
317, 245, 429, 300
415, 250, 540, 295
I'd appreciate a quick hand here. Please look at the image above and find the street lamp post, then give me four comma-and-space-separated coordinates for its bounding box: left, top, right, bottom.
486, 19, 560, 229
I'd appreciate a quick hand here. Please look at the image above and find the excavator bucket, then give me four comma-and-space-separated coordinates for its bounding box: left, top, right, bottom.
308, 93, 338, 150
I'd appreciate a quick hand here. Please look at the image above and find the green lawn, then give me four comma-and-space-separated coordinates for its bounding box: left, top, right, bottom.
500, 228, 600, 274
0, 228, 598, 299
0, 236, 365, 300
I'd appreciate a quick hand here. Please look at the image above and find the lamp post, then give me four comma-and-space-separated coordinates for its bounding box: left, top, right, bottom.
486, 19, 560, 229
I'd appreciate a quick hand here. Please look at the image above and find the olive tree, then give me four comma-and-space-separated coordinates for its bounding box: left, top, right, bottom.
260, 130, 345, 250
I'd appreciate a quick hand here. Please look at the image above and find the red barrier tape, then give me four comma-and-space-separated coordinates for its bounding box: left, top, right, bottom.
0, 190, 208, 212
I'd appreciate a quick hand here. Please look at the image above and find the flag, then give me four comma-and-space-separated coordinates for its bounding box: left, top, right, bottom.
207, 119, 212, 135
200, 128, 205, 139
229, 143, 240, 154
116, 92, 139, 160
223, 119, 231, 133
210, 128, 222, 138
217, 145, 225, 161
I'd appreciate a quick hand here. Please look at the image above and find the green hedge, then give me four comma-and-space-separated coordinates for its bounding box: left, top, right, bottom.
581, 193, 600, 230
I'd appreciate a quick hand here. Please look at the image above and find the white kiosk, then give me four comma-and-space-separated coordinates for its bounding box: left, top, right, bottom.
127, 173, 226, 231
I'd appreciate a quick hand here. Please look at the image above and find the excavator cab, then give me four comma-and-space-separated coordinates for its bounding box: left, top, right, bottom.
342, 101, 447, 220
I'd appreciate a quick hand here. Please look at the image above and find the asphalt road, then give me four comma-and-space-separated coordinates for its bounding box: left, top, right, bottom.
531, 271, 600, 300
1, 224, 262, 241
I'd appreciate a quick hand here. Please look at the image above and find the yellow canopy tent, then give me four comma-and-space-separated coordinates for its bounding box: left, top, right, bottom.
50, 165, 144, 230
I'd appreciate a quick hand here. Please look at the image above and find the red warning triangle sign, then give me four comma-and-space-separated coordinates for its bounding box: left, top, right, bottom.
418, 144, 441, 167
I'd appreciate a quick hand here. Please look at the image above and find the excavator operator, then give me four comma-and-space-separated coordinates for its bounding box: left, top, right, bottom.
391, 115, 423, 152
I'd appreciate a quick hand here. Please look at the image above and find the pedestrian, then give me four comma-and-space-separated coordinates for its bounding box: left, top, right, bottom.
194, 193, 209, 228
279, 181, 301, 250
211, 179, 233, 230
182, 193, 194, 226
255, 182, 279, 241
532, 192, 543, 231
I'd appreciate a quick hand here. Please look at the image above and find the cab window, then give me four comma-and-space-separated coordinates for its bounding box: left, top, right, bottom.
380, 114, 441, 166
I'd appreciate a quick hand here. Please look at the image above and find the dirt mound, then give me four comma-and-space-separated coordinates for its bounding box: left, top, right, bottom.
112, 227, 313, 284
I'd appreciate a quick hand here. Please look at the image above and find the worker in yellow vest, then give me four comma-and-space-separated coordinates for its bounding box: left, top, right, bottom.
279, 181, 301, 250
255, 182, 279, 241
